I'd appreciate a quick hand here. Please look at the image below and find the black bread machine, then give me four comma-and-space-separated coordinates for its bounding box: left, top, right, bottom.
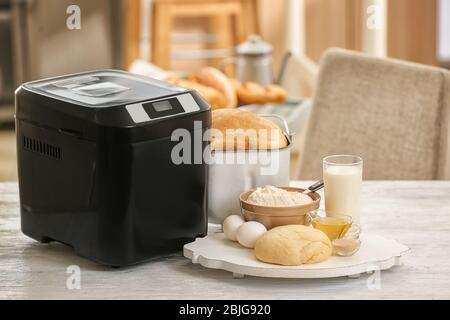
15, 70, 211, 266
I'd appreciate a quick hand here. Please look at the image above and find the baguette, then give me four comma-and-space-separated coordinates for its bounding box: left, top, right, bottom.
232, 79, 288, 105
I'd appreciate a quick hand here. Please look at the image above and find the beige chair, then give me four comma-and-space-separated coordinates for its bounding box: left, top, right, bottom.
298, 48, 450, 180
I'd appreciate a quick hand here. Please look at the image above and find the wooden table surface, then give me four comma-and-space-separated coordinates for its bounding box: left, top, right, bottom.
1, 181, 450, 300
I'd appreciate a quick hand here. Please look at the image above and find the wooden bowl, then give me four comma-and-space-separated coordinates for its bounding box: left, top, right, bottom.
239, 187, 321, 229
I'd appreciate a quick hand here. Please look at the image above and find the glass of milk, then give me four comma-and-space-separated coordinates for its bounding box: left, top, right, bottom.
323, 155, 363, 239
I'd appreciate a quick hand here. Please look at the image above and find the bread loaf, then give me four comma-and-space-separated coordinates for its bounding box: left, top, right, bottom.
193, 68, 237, 108
211, 109, 288, 151
254, 225, 332, 265
167, 78, 226, 109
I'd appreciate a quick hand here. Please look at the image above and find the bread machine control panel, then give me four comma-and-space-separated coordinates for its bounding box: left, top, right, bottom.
126, 93, 200, 123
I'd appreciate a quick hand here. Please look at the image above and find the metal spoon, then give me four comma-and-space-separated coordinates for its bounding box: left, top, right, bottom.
302, 180, 324, 194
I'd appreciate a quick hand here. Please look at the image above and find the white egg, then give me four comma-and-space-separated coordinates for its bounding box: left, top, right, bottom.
236, 221, 267, 249
223, 215, 245, 241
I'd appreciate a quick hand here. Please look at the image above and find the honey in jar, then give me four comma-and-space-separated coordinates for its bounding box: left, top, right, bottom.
311, 216, 352, 240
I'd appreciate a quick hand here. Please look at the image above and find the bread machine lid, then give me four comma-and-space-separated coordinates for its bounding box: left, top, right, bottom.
23, 70, 187, 108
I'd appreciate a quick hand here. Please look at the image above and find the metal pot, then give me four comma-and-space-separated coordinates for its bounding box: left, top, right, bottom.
207, 115, 293, 224
221, 35, 291, 86
222, 35, 274, 86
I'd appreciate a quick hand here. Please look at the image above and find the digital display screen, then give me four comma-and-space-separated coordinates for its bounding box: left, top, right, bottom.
153, 100, 173, 112
142, 98, 184, 119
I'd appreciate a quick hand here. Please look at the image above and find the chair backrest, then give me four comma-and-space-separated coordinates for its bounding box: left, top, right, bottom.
298, 48, 450, 180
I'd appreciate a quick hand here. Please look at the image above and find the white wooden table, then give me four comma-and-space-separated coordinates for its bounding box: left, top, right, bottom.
1, 181, 450, 300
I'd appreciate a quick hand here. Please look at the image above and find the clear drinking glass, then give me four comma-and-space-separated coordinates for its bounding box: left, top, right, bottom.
323, 155, 363, 239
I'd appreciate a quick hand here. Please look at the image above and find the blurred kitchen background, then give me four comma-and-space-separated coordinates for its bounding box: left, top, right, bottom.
0, 0, 449, 181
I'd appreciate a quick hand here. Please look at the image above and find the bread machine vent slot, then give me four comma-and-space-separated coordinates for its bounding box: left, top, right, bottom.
22, 136, 61, 160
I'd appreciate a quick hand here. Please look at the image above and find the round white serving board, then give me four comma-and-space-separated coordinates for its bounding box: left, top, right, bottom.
183, 233, 410, 279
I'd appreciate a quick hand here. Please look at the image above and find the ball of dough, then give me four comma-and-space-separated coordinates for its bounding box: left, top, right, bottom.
254, 225, 332, 265
223, 215, 245, 241
236, 221, 267, 248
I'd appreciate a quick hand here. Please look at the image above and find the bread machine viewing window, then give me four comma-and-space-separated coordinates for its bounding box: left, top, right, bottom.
71, 82, 130, 97
24, 70, 187, 108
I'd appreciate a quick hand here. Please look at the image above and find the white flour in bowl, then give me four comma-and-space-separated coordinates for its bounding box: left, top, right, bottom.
247, 186, 313, 207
